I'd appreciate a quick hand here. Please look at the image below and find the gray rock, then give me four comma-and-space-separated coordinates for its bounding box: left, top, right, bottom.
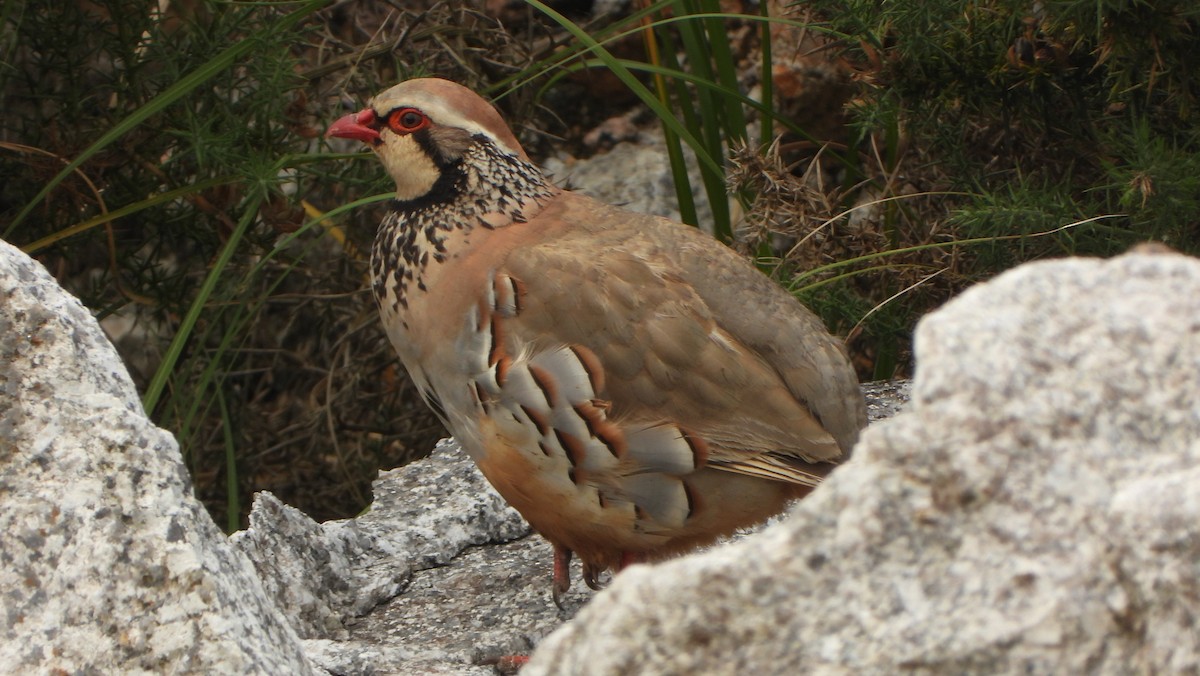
230, 438, 532, 641
233, 439, 591, 675
543, 139, 716, 230
0, 235, 916, 676
0, 240, 312, 674
246, 380, 908, 675
523, 249, 1200, 674
862, 378, 910, 422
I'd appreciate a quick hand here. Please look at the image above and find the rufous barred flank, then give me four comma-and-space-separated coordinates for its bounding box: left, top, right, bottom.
327, 78, 867, 604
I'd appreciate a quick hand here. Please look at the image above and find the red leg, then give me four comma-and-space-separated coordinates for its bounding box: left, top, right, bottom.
552, 544, 573, 608
493, 655, 529, 674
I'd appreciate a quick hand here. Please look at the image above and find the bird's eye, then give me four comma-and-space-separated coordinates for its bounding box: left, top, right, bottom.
387, 108, 429, 134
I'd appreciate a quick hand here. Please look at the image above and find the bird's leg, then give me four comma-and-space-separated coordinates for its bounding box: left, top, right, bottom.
552, 544, 573, 609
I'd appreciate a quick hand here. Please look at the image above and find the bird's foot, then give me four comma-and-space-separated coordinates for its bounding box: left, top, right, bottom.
553, 548, 643, 605
582, 561, 609, 591
580, 550, 642, 591
481, 654, 529, 674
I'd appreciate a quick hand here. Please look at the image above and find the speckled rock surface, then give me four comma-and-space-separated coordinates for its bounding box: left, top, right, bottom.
230, 438, 534, 641
0, 240, 313, 673
523, 249, 1200, 674
544, 139, 715, 230
241, 382, 907, 675
233, 439, 590, 675
0, 236, 919, 675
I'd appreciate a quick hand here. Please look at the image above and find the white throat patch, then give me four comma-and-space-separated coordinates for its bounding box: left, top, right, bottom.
375, 132, 441, 201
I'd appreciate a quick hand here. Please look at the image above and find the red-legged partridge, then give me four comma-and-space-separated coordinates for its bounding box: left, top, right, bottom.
327, 78, 867, 602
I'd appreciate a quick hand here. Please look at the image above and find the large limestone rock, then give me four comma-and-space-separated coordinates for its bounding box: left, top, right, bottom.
0, 237, 892, 676
0, 240, 312, 673
229, 440, 559, 674
9, 224, 1194, 676
231, 382, 907, 675
524, 248, 1200, 674
544, 138, 715, 229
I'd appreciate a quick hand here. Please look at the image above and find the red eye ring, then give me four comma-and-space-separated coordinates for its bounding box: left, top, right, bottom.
387, 107, 430, 134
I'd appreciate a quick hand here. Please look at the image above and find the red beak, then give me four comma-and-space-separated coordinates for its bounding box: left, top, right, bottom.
326, 108, 381, 145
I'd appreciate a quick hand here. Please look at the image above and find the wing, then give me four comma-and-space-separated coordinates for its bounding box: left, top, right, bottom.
488, 192, 865, 491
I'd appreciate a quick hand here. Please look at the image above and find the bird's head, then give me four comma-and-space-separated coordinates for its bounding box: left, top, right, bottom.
326, 78, 530, 202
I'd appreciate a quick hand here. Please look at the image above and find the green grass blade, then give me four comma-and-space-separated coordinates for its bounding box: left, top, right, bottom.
758, 0, 774, 149
492, 0, 680, 97
215, 384, 240, 533
786, 213, 1125, 292
142, 192, 264, 413
650, 15, 702, 226
673, 0, 731, 236
19, 176, 236, 253
522, 0, 723, 178
570, 57, 835, 149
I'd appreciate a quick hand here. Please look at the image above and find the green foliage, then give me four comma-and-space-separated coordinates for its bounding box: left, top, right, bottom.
812, 0, 1200, 262
518, 0, 809, 239
751, 0, 1196, 378
1, 0, 427, 529
1100, 119, 1200, 245
645, 0, 750, 239
516, 0, 727, 195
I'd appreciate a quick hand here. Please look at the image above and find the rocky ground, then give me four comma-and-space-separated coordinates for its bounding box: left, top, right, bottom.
3, 235, 1198, 673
